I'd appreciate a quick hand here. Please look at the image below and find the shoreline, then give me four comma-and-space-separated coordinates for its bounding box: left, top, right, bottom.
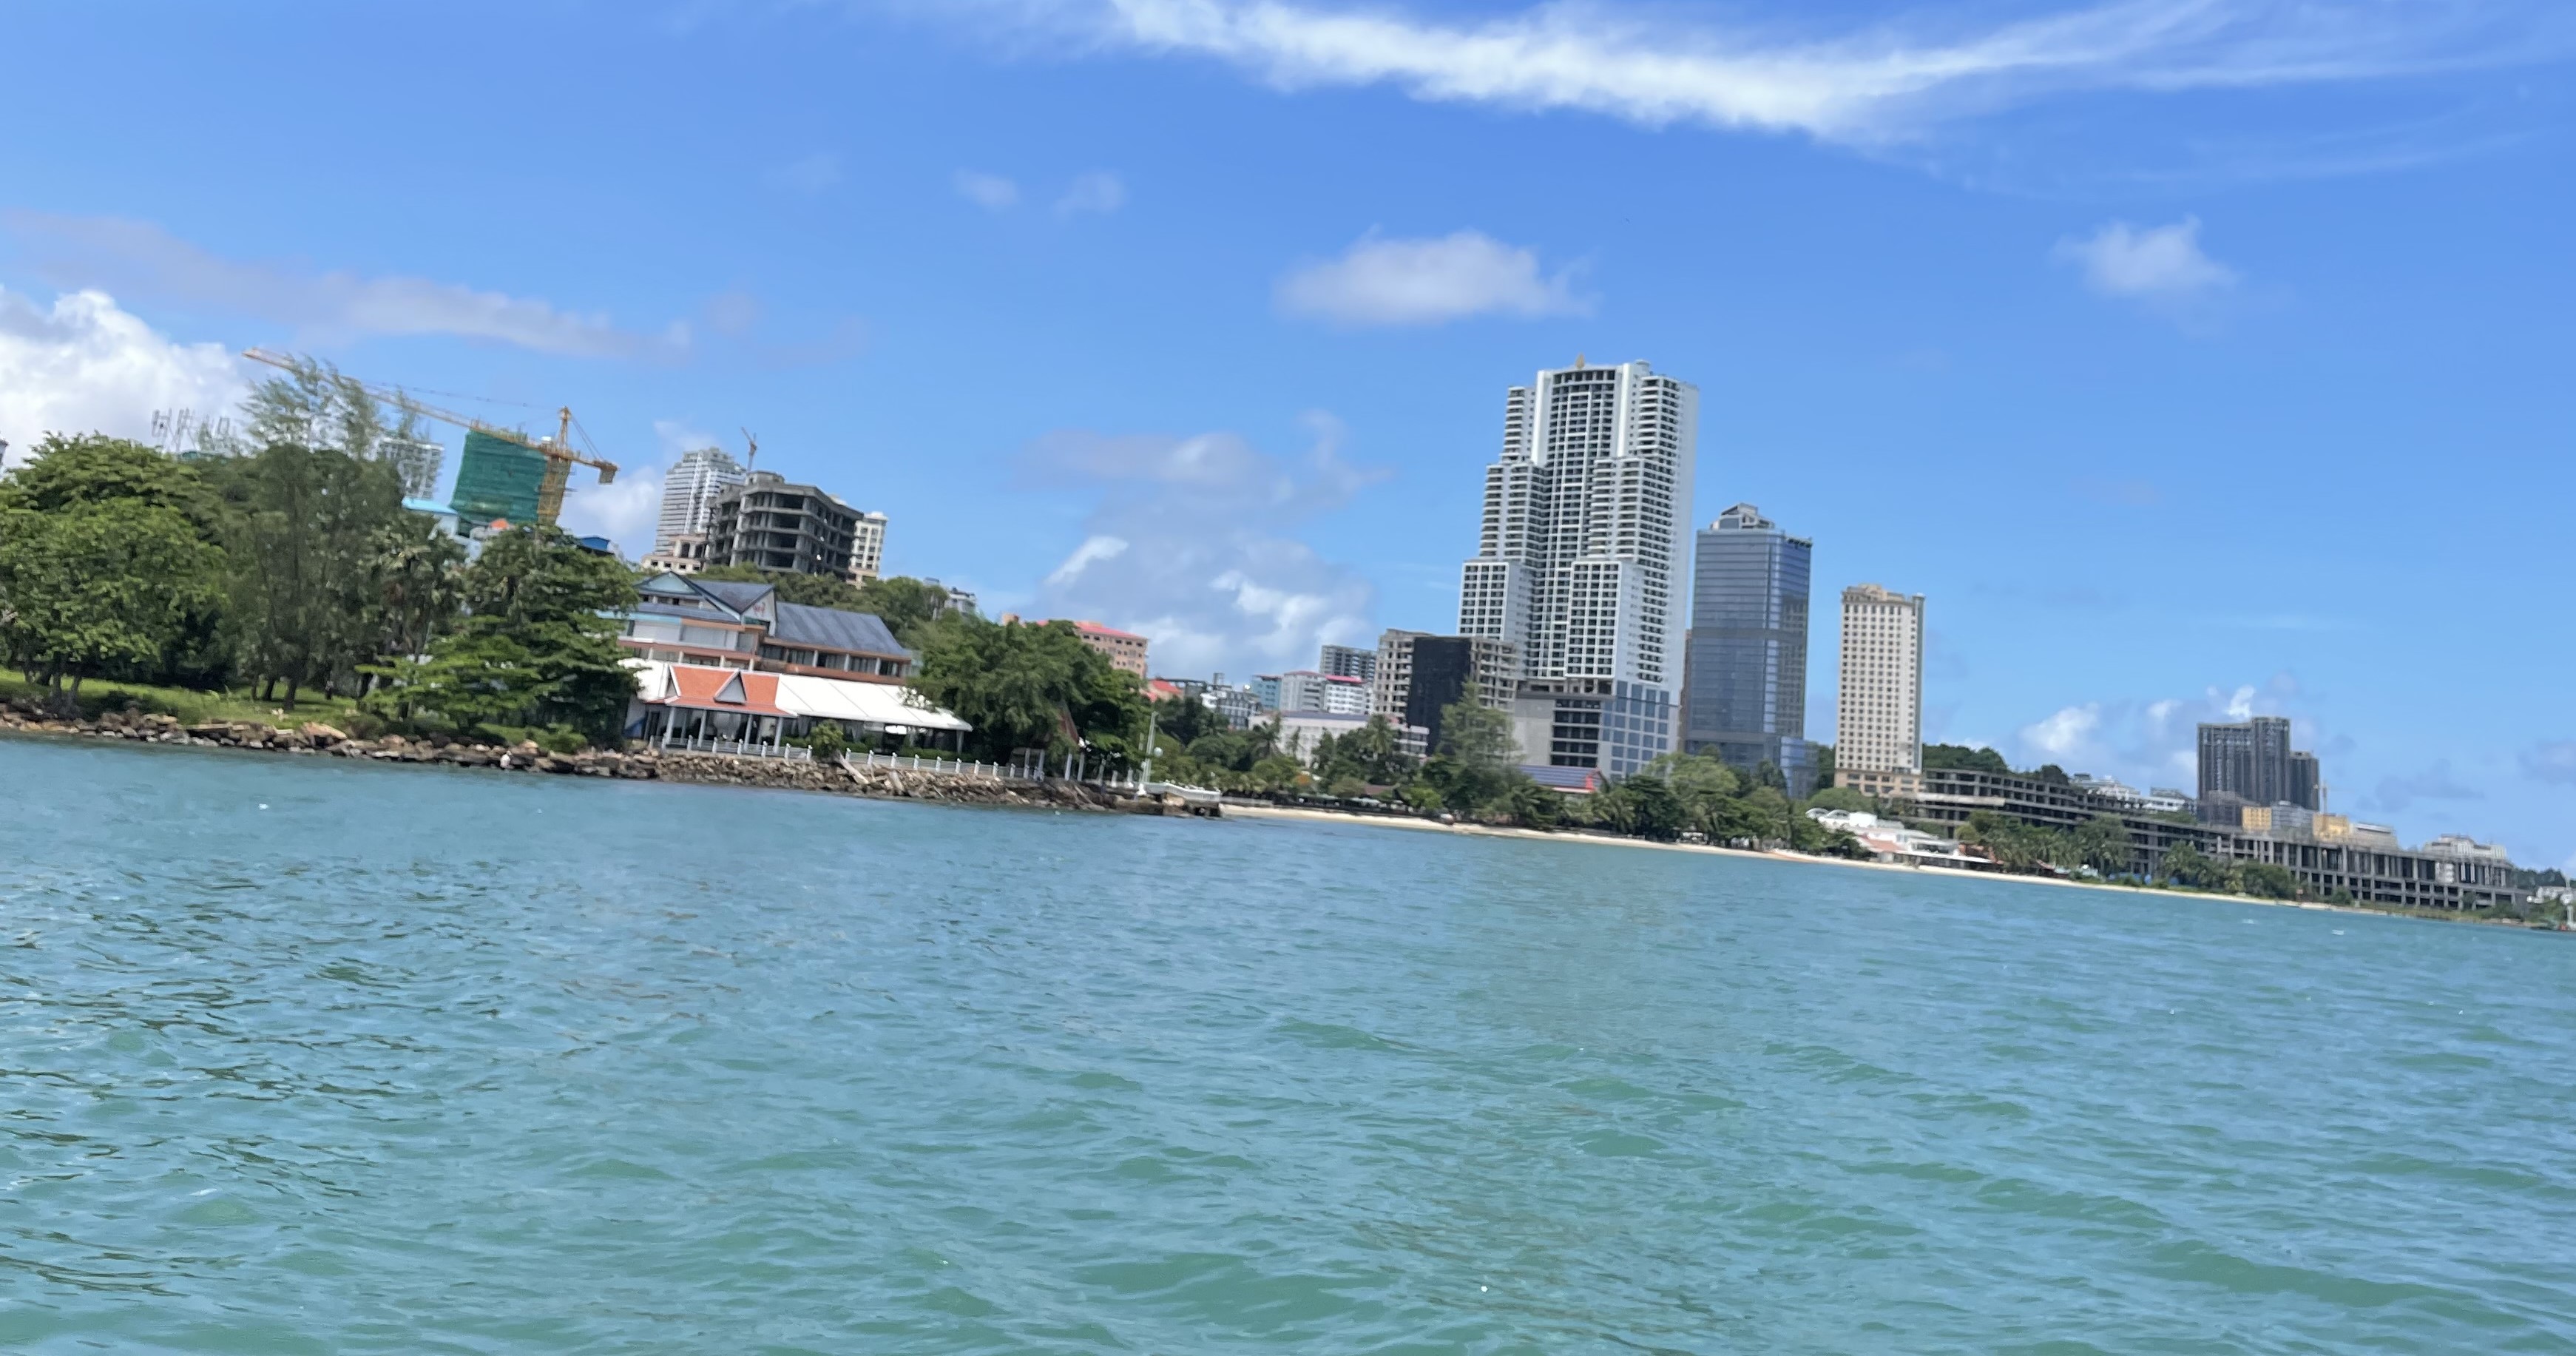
1220, 802, 2514, 926
0, 715, 2535, 929
0, 716, 1133, 815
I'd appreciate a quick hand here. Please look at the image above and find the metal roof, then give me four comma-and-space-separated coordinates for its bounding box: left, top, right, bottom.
772, 601, 910, 658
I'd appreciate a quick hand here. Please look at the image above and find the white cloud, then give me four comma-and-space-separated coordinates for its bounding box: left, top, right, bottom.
1277, 230, 1589, 327
2020, 704, 2101, 760
953, 170, 1021, 210
2009, 678, 2304, 789
1055, 172, 1128, 216
976, 0, 2563, 144
558, 419, 725, 556
0, 287, 246, 468
2055, 215, 2238, 297
4, 213, 686, 360
556, 464, 663, 556
1021, 413, 1385, 678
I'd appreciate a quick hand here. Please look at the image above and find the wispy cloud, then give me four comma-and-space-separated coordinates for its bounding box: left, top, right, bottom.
1055, 171, 1128, 216
1278, 230, 1589, 327
5, 213, 686, 360
951, 0, 2572, 145
953, 169, 1021, 210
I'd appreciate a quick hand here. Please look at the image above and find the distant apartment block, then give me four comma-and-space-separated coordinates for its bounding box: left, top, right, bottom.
656, 446, 748, 553
1319, 644, 1377, 685
2197, 716, 2323, 823
848, 510, 888, 583
1251, 675, 1282, 712
1277, 669, 1369, 716
1067, 621, 1149, 678
1681, 503, 1816, 796
640, 533, 711, 576
1835, 584, 1925, 798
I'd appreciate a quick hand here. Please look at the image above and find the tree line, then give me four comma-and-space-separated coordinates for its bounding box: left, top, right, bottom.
0, 431, 636, 747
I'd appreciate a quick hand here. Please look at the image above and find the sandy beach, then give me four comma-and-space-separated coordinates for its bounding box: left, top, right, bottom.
1220, 801, 2455, 922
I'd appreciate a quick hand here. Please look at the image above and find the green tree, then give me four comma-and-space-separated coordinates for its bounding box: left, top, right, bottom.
2236, 862, 2300, 900
241, 354, 384, 458
217, 444, 410, 706
850, 576, 952, 649
0, 433, 221, 526
368, 526, 639, 743
910, 616, 1146, 763
1314, 714, 1417, 787
2071, 815, 2136, 877
368, 516, 468, 663
1620, 774, 1689, 840
1924, 743, 2012, 775
0, 502, 223, 699
0, 434, 231, 689
2159, 842, 2234, 891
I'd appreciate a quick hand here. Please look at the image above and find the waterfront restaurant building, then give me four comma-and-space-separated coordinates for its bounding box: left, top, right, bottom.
625, 661, 973, 751
618, 573, 914, 681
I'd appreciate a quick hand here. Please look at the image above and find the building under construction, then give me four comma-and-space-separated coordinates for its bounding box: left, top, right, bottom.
449, 430, 551, 530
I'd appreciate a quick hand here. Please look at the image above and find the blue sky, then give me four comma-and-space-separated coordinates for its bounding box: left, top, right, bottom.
4, 1, 2572, 863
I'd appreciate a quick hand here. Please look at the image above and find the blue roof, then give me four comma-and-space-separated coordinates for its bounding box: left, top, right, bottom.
774, 601, 910, 658
691, 580, 774, 613
403, 498, 457, 517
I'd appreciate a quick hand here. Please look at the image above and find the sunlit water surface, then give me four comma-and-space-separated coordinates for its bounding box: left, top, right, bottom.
3, 737, 2572, 1354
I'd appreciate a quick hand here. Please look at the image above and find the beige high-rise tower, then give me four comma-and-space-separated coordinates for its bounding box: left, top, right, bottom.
1835, 584, 1925, 797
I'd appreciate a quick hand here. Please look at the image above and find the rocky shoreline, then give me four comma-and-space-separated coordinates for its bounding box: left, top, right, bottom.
0, 701, 1183, 814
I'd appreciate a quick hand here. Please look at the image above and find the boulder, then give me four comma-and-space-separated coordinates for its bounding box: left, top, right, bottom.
300, 722, 347, 747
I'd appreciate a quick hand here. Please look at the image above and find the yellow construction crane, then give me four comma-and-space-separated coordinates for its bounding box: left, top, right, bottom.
240, 348, 618, 526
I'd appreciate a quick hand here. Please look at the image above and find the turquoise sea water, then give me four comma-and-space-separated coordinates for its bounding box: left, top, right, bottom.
2, 738, 2573, 1354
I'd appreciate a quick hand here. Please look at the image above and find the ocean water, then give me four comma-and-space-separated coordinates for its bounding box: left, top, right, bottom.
1, 737, 2572, 1355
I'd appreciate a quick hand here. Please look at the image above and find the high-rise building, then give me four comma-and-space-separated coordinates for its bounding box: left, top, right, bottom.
1457, 358, 1696, 777
848, 511, 888, 583
2197, 717, 2321, 820
1370, 632, 1517, 754
706, 473, 865, 580
1319, 644, 1376, 685
1835, 584, 1925, 797
656, 447, 748, 553
1680, 503, 1816, 796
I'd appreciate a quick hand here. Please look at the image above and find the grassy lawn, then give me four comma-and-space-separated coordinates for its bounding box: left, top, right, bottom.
1, 669, 364, 731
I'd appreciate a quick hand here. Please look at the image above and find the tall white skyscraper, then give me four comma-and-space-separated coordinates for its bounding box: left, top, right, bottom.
1458, 359, 1697, 777
655, 447, 748, 553
1835, 584, 1925, 798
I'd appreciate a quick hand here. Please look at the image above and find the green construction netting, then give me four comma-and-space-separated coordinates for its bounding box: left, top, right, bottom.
450, 431, 547, 529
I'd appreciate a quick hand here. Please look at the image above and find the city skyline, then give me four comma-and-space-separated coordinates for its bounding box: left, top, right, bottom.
3, 1, 2569, 863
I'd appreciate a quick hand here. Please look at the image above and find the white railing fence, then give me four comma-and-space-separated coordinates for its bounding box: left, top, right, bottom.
657, 735, 814, 761
839, 750, 1147, 791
